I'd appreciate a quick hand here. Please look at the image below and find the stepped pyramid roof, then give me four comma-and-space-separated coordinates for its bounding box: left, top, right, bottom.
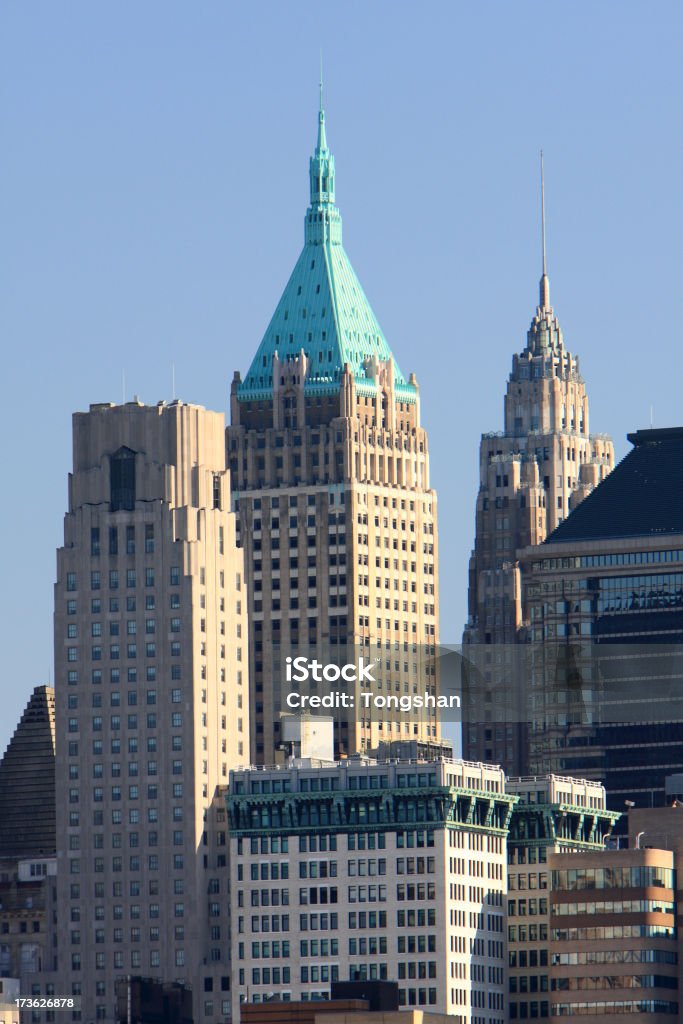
0, 686, 56, 859
238, 92, 416, 404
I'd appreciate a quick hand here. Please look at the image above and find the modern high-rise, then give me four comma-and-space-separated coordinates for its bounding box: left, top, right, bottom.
227, 757, 514, 1022
518, 426, 683, 812
462, 167, 614, 772
549, 846, 679, 1019
53, 400, 249, 1023
227, 94, 440, 763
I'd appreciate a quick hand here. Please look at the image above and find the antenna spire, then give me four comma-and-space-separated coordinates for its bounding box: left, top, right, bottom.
319, 52, 324, 113
539, 150, 550, 310
315, 54, 328, 155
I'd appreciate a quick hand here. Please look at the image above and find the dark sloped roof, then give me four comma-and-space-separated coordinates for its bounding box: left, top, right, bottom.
0, 686, 55, 858
547, 427, 683, 544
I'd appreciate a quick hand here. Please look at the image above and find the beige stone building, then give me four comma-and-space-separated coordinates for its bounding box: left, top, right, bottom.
462, 185, 614, 772
227, 757, 514, 1023
52, 400, 249, 1023
227, 96, 442, 764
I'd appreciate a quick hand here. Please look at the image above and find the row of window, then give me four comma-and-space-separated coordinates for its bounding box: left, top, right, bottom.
68, 712, 191, 732
553, 1000, 679, 1017
552, 865, 673, 891
67, 641, 182, 661
67, 567, 183, 590
67, 689, 179, 709
67, 616, 182, 638
67, 594, 175, 615
89, 525, 155, 557
69, 760, 178, 779
67, 666, 182, 684
553, 899, 674, 916
70, 737, 182, 759
68, 782, 184, 802
508, 898, 549, 916
72, 924, 184, 943
243, 491, 429, 514
70, 853, 185, 872
71, 949, 186, 971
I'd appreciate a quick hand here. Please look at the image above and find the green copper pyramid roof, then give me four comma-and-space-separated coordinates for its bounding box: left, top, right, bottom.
238, 97, 416, 404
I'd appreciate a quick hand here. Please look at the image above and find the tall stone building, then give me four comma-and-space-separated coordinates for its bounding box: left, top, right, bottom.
53, 400, 249, 1023
227, 95, 441, 763
462, 169, 614, 771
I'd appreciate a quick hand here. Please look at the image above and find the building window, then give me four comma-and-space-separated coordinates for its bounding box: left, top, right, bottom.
111, 448, 136, 512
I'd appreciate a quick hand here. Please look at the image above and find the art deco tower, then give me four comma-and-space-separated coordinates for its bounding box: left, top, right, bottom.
463, 161, 614, 771
53, 400, 248, 1023
228, 93, 442, 763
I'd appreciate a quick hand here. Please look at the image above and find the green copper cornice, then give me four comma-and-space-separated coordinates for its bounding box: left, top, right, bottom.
238, 95, 416, 404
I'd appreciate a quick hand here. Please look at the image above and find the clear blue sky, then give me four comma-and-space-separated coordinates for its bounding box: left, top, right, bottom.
2, 2, 682, 753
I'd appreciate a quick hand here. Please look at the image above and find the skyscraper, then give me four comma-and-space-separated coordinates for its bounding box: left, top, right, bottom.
53, 400, 248, 1023
519, 426, 683, 811
227, 93, 441, 763
462, 162, 614, 771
